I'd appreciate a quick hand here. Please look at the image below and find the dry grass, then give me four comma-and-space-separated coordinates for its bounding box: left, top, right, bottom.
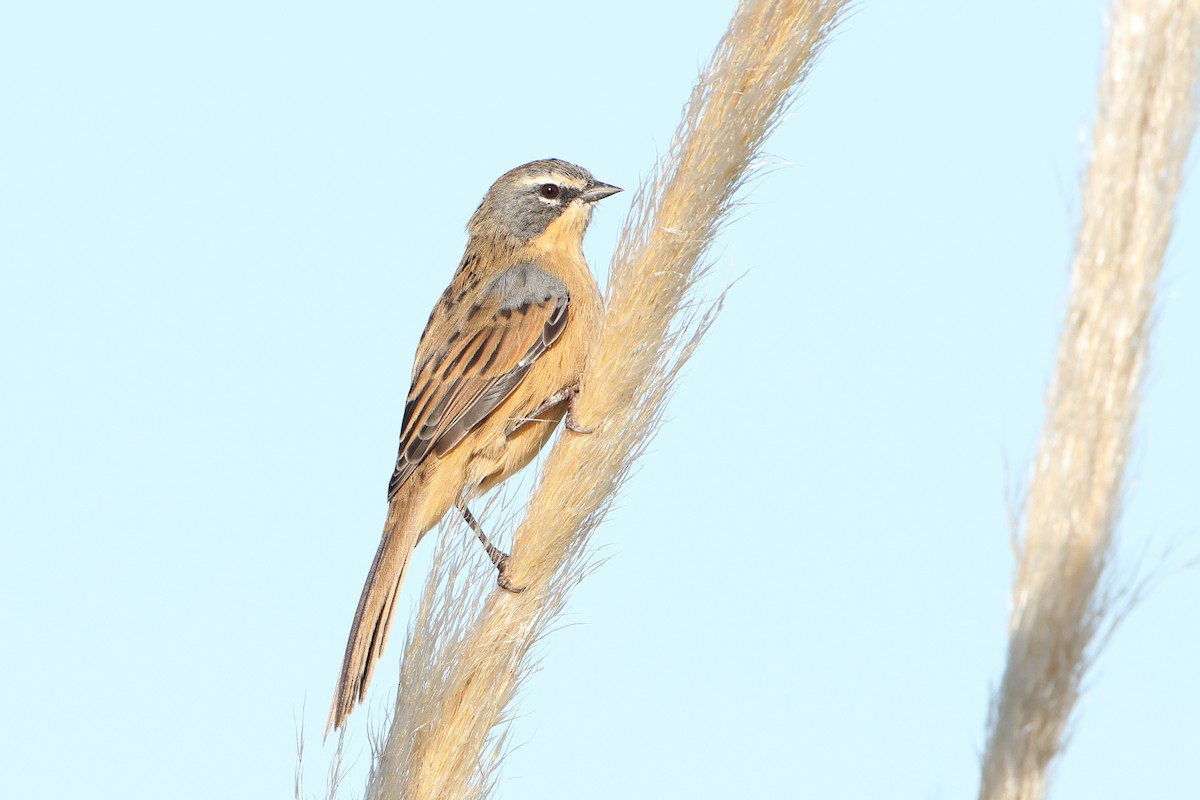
295, 718, 349, 800
979, 1, 1200, 798
358, 1, 851, 797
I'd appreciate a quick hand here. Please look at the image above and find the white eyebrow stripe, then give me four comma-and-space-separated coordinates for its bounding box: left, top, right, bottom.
515, 174, 585, 190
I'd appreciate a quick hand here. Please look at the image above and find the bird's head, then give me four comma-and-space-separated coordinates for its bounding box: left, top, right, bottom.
468, 159, 622, 252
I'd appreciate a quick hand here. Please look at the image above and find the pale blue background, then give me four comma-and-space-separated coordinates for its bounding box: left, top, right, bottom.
2, 2, 1197, 798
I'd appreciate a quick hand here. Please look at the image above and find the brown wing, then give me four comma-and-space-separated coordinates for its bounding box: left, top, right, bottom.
387, 263, 569, 499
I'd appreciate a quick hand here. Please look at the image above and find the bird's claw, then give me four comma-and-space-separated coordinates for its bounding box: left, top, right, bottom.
496, 556, 527, 594
564, 412, 594, 435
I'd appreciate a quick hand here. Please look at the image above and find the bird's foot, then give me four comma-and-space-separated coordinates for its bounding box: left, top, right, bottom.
564, 414, 594, 434
461, 504, 527, 593
495, 556, 527, 594
563, 385, 594, 435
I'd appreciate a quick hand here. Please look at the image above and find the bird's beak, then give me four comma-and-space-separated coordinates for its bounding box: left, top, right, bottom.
580, 181, 622, 203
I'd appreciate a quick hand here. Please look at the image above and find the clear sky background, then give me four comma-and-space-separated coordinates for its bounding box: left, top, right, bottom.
2, 2, 1197, 798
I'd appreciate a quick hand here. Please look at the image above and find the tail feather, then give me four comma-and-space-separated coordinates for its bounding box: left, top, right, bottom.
327, 500, 423, 735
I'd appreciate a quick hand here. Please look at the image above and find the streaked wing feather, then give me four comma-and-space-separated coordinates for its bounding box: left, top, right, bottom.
387, 263, 569, 499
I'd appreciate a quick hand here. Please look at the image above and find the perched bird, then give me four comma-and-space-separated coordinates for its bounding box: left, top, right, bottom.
327, 159, 621, 733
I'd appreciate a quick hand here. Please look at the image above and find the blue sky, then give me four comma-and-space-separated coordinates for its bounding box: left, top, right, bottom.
2, 2, 1197, 797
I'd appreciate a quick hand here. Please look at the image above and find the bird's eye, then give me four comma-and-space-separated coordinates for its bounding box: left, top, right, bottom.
539, 184, 560, 200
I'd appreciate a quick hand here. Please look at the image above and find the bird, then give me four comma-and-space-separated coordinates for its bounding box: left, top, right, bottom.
327, 158, 621, 733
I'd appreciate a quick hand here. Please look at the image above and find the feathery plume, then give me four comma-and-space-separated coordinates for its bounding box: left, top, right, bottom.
979, 2, 1200, 798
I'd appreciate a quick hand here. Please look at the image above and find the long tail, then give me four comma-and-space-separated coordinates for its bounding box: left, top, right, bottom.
327, 498, 423, 734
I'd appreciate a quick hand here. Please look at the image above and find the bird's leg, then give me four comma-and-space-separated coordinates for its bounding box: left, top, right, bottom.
458, 504, 525, 593
507, 384, 593, 435
508, 385, 573, 434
